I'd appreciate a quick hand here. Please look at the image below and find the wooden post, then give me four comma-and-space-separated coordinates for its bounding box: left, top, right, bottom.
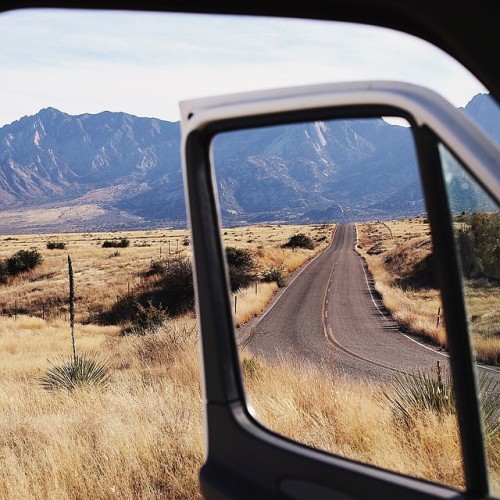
14, 299, 17, 320
436, 307, 441, 328
234, 295, 238, 315
255, 282, 258, 295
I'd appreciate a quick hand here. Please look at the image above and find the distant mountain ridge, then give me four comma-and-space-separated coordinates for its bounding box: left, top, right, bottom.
0, 93, 497, 232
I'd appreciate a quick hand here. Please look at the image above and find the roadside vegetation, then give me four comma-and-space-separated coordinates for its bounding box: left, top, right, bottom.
4, 312, 497, 497
1, 222, 498, 497
356, 215, 500, 365
0, 223, 333, 498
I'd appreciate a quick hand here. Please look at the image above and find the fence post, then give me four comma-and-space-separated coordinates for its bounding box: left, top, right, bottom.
436, 307, 441, 328
234, 295, 238, 315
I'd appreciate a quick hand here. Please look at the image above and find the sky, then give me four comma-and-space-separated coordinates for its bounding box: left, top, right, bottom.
0, 8, 488, 127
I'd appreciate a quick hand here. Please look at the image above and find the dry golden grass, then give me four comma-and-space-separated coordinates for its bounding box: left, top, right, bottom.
0, 229, 191, 322
1, 222, 493, 497
222, 223, 333, 275
356, 217, 500, 365
0, 314, 204, 500
232, 282, 278, 327
0, 223, 332, 324
241, 352, 466, 490
0, 312, 482, 497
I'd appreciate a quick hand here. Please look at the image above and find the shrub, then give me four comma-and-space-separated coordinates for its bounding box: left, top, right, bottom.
6, 248, 43, 276
102, 238, 130, 248
124, 300, 169, 335
241, 357, 263, 380
101, 257, 195, 325
261, 265, 287, 288
46, 241, 66, 250
456, 212, 500, 279
0, 261, 9, 284
157, 257, 195, 315
225, 246, 257, 291
135, 318, 197, 365
145, 259, 167, 276
282, 233, 315, 250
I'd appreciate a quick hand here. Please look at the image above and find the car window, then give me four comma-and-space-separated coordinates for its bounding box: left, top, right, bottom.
211, 116, 468, 489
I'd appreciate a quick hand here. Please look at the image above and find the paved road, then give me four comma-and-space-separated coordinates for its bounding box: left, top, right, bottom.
238, 223, 492, 382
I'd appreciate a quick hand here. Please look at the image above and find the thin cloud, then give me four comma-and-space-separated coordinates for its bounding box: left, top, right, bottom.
0, 8, 487, 126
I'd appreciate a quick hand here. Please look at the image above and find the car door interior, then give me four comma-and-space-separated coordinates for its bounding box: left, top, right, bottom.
180, 81, 500, 499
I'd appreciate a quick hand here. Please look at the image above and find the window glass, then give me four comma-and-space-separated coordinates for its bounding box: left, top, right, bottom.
440, 143, 500, 496
212, 117, 464, 489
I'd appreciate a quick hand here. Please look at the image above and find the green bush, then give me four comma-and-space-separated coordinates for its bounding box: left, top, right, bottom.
6, 249, 43, 276
261, 265, 287, 288
102, 257, 194, 325
456, 212, 500, 279
225, 246, 257, 291
0, 261, 9, 284
128, 300, 169, 335
282, 233, 315, 250
157, 257, 195, 315
102, 238, 130, 248
46, 241, 66, 250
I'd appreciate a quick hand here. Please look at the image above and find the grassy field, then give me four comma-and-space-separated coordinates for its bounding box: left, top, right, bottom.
0, 222, 497, 497
0, 224, 329, 325
356, 216, 500, 365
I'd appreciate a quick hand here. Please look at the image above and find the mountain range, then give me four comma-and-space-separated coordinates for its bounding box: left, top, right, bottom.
0, 93, 498, 233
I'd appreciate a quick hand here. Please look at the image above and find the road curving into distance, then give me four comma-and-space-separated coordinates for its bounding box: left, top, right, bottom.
237, 223, 498, 382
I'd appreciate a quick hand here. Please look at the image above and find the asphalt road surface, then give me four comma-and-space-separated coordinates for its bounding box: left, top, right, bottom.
237, 223, 498, 382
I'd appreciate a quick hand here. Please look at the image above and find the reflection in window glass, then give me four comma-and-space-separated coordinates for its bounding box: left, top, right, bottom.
212, 118, 464, 489
440, 143, 500, 496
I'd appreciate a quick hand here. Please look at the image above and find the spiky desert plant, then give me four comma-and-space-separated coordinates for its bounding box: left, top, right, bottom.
40, 255, 110, 391
40, 353, 110, 391
382, 361, 500, 439
382, 361, 454, 428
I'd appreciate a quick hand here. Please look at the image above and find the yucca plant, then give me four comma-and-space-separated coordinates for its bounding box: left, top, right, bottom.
40, 255, 110, 391
40, 353, 110, 391
382, 361, 500, 439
